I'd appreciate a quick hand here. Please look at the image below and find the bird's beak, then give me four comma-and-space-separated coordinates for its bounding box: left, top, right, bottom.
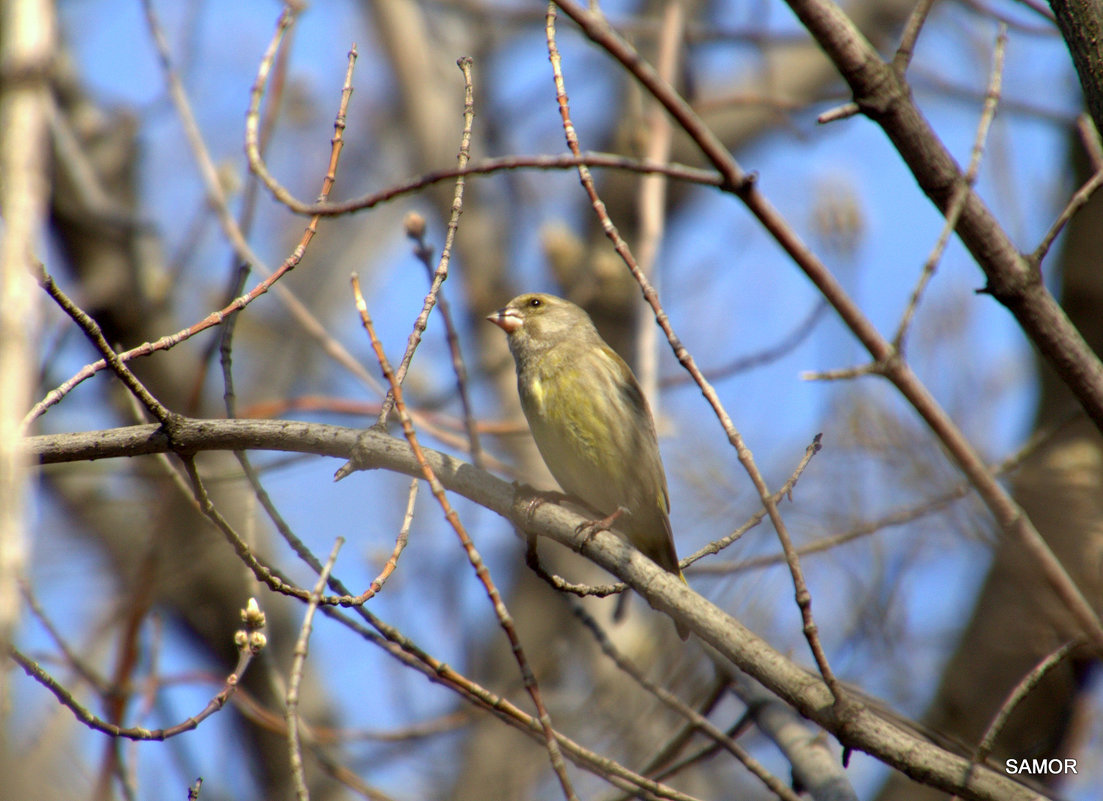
487, 307, 522, 334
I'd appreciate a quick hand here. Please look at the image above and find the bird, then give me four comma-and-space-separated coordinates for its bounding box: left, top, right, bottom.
487, 292, 689, 639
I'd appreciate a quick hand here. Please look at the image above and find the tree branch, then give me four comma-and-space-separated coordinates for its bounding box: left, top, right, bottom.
1051, 0, 1103, 135
782, 0, 1103, 437
25, 418, 1052, 801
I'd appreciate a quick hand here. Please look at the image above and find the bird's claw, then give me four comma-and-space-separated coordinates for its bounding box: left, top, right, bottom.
575, 506, 629, 545
517, 485, 575, 523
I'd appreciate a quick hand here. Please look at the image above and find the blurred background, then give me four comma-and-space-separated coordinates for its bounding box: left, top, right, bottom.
6, 0, 1102, 799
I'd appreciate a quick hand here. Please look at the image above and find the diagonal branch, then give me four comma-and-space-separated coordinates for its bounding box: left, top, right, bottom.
21, 417, 1063, 800
783, 0, 1103, 437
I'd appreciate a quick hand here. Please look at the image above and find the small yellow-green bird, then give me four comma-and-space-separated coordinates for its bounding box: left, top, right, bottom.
488, 293, 688, 638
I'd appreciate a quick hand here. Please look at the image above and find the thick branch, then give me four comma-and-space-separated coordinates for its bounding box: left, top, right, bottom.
784, 0, 1103, 436
1051, 0, 1103, 134
27, 418, 1046, 800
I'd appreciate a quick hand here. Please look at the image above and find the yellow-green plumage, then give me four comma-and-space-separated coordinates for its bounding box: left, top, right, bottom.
488, 293, 686, 637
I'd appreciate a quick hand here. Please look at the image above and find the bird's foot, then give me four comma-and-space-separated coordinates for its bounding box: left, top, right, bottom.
514, 483, 575, 523
575, 506, 629, 545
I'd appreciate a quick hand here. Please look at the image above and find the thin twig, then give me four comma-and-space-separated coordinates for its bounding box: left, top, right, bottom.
180, 455, 314, 602
20, 579, 111, 695
1031, 169, 1103, 268
801, 362, 881, 382
403, 214, 484, 469
817, 102, 859, 124
683, 433, 823, 566
375, 59, 476, 428
525, 545, 625, 598
10, 634, 257, 741
245, 6, 315, 215
288, 538, 343, 801
1077, 113, 1103, 169
32, 263, 173, 426
894, 24, 1008, 350
334, 57, 477, 483
971, 638, 1084, 767
350, 274, 580, 801
353, 479, 417, 604
258, 152, 723, 217
891, 0, 938, 76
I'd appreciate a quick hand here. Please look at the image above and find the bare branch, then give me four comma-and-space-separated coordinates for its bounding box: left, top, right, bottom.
784, 0, 1103, 435
21, 417, 1059, 800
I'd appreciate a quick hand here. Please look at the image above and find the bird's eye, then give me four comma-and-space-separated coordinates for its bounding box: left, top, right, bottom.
528, 297, 542, 308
